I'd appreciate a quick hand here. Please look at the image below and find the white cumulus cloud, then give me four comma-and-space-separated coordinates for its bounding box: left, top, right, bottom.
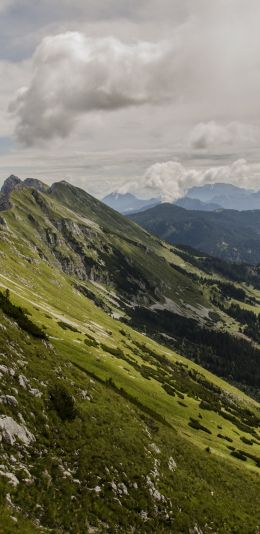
137, 159, 258, 202
10, 32, 174, 145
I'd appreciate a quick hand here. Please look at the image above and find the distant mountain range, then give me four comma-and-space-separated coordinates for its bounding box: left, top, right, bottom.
102, 192, 159, 213
103, 182, 260, 213
174, 197, 221, 211
129, 203, 260, 264
186, 182, 260, 210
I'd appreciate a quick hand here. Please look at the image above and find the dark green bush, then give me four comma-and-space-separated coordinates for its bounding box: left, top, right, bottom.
100, 343, 124, 357
0, 291, 47, 339
188, 417, 212, 434
57, 321, 80, 333
240, 436, 253, 445
48, 384, 77, 421
84, 335, 99, 347
217, 433, 233, 443
163, 383, 176, 396
230, 450, 247, 462
200, 400, 219, 412
178, 401, 187, 407
238, 450, 260, 467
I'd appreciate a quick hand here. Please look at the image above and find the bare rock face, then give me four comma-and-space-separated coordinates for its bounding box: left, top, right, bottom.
0, 395, 18, 407
0, 175, 22, 211
23, 178, 49, 192
0, 176, 48, 212
1, 175, 21, 195
0, 195, 11, 211
0, 415, 35, 446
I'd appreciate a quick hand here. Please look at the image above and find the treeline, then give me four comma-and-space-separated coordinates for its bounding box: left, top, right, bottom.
222, 302, 260, 344
172, 263, 260, 344
0, 290, 47, 339
172, 262, 249, 302
175, 245, 260, 289
128, 307, 260, 392
206, 280, 247, 302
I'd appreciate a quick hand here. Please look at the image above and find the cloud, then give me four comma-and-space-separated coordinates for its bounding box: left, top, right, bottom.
10, 32, 174, 145
189, 121, 260, 150
8, 2, 260, 150
135, 159, 259, 202
0, 59, 31, 136
4, 0, 260, 188
0, 0, 12, 12
142, 161, 198, 201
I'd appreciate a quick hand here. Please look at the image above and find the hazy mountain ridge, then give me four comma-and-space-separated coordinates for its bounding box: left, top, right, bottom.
102, 192, 160, 214
187, 182, 260, 211
130, 203, 260, 264
175, 197, 221, 211
102, 191, 222, 214
103, 182, 260, 214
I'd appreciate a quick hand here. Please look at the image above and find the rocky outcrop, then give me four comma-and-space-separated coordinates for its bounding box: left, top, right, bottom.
0, 175, 21, 211
24, 178, 49, 192
1, 175, 21, 195
0, 415, 35, 446
0, 175, 49, 212
0, 192, 11, 211
0, 175, 22, 211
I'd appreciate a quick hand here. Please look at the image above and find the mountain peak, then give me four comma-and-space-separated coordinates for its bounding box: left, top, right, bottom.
1, 175, 49, 196
1, 174, 21, 195
49, 180, 74, 192
103, 191, 160, 214
23, 177, 49, 192
186, 182, 259, 210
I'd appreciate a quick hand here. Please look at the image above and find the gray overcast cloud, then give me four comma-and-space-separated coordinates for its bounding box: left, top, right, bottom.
1, 0, 260, 198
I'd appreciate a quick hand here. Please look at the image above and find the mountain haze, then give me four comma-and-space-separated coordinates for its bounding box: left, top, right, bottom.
102, 192, 160, 214
186, 183, 260, 211
175, 197, 221, 211
130, 203, 260, 264
103, 183, 260, 215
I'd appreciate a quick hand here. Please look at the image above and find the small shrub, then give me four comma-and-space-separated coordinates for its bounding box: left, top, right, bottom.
199, 400, 219, 412
48, 384, 77, 421
240, 436, 253, 445
57, 321, 80, 333
217, 433, 233, 443
84, 335, 99, 347
100, 343, 124, 357
162, 383, 176, 396
238, 450, 260, 467
119, 328, 127, 336
230, 450, 247, 462
188, 417, 212, 434
0, 291, 47, 339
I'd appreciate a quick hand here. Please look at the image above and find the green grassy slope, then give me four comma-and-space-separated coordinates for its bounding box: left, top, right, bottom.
0, 182, 259, 532
2, 183, 260, 398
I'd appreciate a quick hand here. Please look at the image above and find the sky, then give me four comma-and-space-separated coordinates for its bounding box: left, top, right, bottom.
0, 0, 260, 200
